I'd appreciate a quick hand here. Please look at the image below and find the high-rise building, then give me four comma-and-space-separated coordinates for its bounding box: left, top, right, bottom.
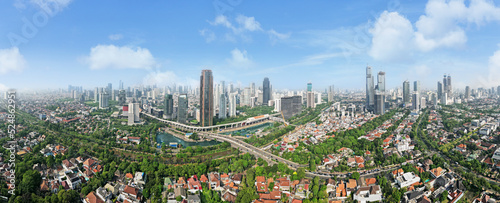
328, 85, 334, 103
263, 77, 270, 106
228, 93, 236, 117
414, 81, 420, 92
377, 72, 385, 92
306, 83, 315, 108
403, 80, 410, 104
127, 103, 140, 125
200, 70, 214, 127
447, 75, 452, 95
366, 66, 375, 110
99, 92, 109, 109
437, 81, 443, 102
107, 83, 112, 94
412, 92, 420, 111
465, 86, 470, 99
251, 82, 256, 97
219, 93, 227, 119
118, 90, 126, 106
374, 71, 386, 115
119, 80, 124, 90
421, 97, 426, 109
164, 94, 174, 119
242, 87, 251, 106
281, 96, 302, 119
177, 94, 188, 124
94, 87, 99, 102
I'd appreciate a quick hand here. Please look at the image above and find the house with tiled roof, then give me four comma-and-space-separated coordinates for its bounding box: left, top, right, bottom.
430, 167, 445, 178
83, 191, 104, 203
353, 185, 382, 203
336, 180, 346, 198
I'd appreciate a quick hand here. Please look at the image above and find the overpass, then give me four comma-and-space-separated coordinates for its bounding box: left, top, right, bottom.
142, 112, 284, 132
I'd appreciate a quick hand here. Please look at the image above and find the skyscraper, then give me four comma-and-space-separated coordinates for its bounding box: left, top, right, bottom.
447, 75, 452, 95
465, 86, 470, 99
128, 103, 140, 125
443, 75, 448, 95
228, 93, 236, 117
263, 77, 270, 106
328, 85, 334, 103
107, 83, 112, 94
164, 94, 174, 119
118, 90, 126, 106
366, 66, 375, 110
177, 94, 188, 124
281, 96, 302, 119
414, 81, 420, 92
403, 80, 410, 104
412, 92, 419, 111
374, 71, 385, 115
437, 81, 443, 102
200, 70, 214, 127
99, 92, 109, 109
306, 83, 315, 108
219, 92, 227, 119
94, 87, 99, 102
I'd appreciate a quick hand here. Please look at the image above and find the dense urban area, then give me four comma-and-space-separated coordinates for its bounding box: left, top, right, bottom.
1, 68, 500, 203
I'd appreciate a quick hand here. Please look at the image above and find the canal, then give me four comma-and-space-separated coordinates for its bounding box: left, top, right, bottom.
156, 133, 220, 148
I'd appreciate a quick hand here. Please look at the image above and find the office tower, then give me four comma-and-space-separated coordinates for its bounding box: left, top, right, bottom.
107, 83, 112, 94
118, 90, 126, 106
274, 98, 281, 112
497, 86, 500, 95
177, 94, 188, 124
263, 77, 270, 106
374, 71, 386, 115
366, 66, 375, 110
219, 93, 227, 119
200, 70, 214, 127
437, 81, 443, 101
447, 75, 452, 95
421, 97, 426, 109
214, 83, 221, 116
316, 92, 322, 105
281, 96, 302, 119
328, 85, 334, 103
306, 83, 315, 108
414, 81, 420, 92
229, 83, 234, 93
251, 82, 256, 97
119, 80, 123, 90
242, 87, 251, 106
94, 87, 99, 102
228, 93, 236, 117
403, 80, 410, 104
443, 75, 448, 96
127, 103, 140, 125
164, 94, 174, 119
377, 72, 385, 92
412, 92, 420, 111
99, 92, 109, 109
465, 86, 470, 99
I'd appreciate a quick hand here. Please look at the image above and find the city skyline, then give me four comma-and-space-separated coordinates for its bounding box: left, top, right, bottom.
1, 1, 500, 91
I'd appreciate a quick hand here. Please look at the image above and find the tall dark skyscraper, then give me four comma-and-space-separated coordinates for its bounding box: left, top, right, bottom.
437, 81, 443, 101
443, 75, 448, 94
465, 86, 470, 99
200, 70, 214, 127
366, 66, 375, 110
403, 80, 410, 104
414, 81, 420, 92
263, 77, 270, 106
374, 71, 385, 115
164, 94, 174, 119
447, 75, 452, 95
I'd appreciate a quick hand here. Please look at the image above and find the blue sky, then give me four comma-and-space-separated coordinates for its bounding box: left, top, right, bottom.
1, 0, 500, 91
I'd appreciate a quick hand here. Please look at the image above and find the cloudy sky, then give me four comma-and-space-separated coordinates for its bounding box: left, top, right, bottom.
1, 0, 500, 91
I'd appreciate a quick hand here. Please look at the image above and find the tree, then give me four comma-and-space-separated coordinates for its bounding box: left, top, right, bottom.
441, 190, 448, 202
176, 196, 183, 201
351, 172, 360, 180
309, 159, 316, 171
19, 170, 42, 194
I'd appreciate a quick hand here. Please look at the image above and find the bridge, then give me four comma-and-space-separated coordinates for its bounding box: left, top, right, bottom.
141, 112, 283, 132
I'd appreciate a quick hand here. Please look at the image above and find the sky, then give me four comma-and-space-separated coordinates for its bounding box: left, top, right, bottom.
1, 0, 500, 92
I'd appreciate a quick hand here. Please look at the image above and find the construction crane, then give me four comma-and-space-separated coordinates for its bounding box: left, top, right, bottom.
280, 111, 288, 127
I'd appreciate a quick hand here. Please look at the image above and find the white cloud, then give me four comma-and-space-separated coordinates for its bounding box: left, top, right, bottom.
486, 49, 500, 86
85, 45, 156, 70
268, 29, 291, 44
0, 47, 26, 75
226, 48, 253, 68
207, 14, 287, 43
414, 0, 500, 51
369, 11, 415, 62
108, 34, 123, 41
199, 29, 216, 43
235, 15, 262, 32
